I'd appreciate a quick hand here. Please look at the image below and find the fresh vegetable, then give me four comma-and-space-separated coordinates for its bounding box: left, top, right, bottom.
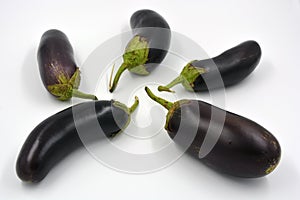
16, 97, 139, 183
109, 9, 171, 92
145, 87, 280, 178
38, 29, 97, 100
158, 40, 261, 92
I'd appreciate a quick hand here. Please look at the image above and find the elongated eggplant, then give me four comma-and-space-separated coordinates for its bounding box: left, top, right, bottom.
16, 97, 139, 183
109, 9, 171, 92
38, 29, 97, 100
145, 87, 280, 178
158, 40, 261, 92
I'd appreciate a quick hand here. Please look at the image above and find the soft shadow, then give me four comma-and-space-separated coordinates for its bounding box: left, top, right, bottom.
20, 180, 42, 189
18, 147, 89, 188
217, 58, 274, 93
184, 152, 269, 188
15, 134, 108, 187
0, 149, 42, 192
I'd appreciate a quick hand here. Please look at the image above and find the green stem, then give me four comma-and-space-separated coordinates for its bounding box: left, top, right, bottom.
72, 89, 98, 100
109, 63, 128, 92
158, 75, 184, 93
145, 87, 173, 110
129, 96, 139, 113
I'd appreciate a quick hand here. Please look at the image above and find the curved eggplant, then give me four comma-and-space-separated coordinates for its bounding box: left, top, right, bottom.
158, 40, 261, 92
16, 97, 139, 182
109, 9, 171, 92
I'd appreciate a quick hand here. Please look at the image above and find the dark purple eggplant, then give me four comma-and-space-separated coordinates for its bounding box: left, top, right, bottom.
158, 40, 261, 92
109, 9, 171, 92
145, 87, 280, 178
38, 29, 97, 101
16, 97, 139, 183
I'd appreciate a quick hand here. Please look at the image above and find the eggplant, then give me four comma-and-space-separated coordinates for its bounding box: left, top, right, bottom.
145, 87, 280, 178
38, 29, 97, 101
16, 97, 139, 183
109, 9, 171, 92
158, 40, 261, 92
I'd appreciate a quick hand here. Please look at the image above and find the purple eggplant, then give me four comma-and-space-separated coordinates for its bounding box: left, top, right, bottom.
158, 40, 261, 93
145, 87, 281, 178
109, 9, 171, 92
16, 96, 139, 183
37, 29, 97, 101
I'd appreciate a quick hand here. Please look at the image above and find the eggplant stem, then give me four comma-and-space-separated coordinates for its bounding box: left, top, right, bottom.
108, 63, 115, 89
145, 87, 173, 110
109, 63, 128, 92
72, 89, 98, 100
158, 76, 183, 93
129, 96, 139, 113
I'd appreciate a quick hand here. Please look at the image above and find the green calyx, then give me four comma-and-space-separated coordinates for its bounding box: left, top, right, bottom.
111, 96, 139, 137
165, 100, 190, 130
181, 61, 206, 90
124, 35, 150, 74
158, 61, 206, 93
47, 68, 98, 101
144, 87, 191, 130
128, 64, 149, 75
109, 35, 150, 92
48, 84, 73, 101
113, 96, 139, 115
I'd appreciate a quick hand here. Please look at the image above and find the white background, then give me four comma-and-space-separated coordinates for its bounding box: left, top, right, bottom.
1, 0, 300, 199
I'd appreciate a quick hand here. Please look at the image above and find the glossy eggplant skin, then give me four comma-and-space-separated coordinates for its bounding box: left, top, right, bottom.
131, 9, 170, 29
193, 40, 261, 91
167, 100, 281, 178
37, 29, 97, 100
38, 29, 76, 88
158, 40, 261, 93
16, 100, 130, 183
109, 10, 171, 92
130, 9, 171, 69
